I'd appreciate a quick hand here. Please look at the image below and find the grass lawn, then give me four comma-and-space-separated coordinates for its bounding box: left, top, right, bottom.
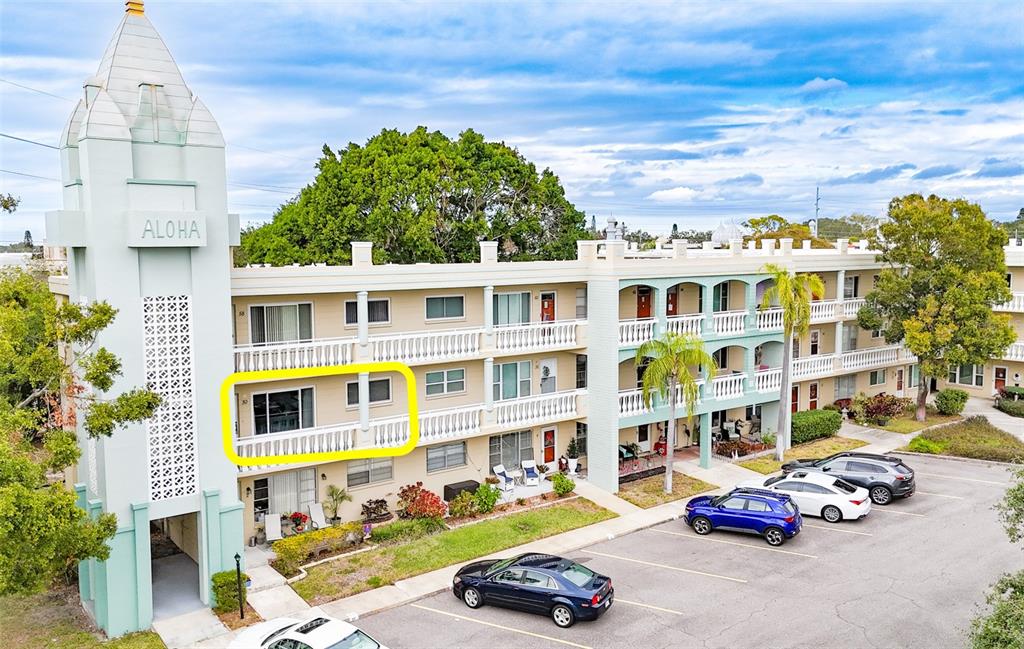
616, 473, 717, 508
0, 586, 165, 649
293, 498, 615, 605
860, 407, 962, 434
900, 416, 1024, 463
739, 436, 869, 475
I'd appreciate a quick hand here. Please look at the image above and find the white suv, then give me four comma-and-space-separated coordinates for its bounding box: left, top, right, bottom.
229, 615, 387, 649
739, 470, 871, 523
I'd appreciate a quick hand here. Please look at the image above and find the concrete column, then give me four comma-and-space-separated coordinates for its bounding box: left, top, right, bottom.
672, 239, 688, 259
605, 240, 626, 263
577, 240, 599, 264
585, 279, 620, 493
837, 238, 849, 255
358, 372, 370, 435
729, 239, 743, 255
836, 269, 846, 305
744, 280, 757, 331
779, 238, 793, 255
484, 357, 495, 413
132, 503, 152, 626
761, 239, 777, 255
743, 345, 756, 392
480, 241, 498, 264
698, 411, 712, 469
834, 321, 845, 371
702, 283, 715, 336
357, 291, 369, 348
483, 285, 494, 350
351, 241, 373, 267
654, 285, 668, 337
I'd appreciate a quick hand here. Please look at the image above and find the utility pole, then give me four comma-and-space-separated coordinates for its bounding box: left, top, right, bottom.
815, 186, 820, 221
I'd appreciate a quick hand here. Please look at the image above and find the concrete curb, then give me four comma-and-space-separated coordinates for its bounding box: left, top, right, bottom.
892, 450, 1022, 469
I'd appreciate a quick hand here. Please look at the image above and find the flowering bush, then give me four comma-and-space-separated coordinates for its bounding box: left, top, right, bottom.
288, 511, 309, 528
851, 393, 912, 425
398, 482, 447, 519
448, 491, 477, 518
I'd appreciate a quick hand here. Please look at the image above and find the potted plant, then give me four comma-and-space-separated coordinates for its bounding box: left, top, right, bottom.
288, 511, 309, 532
565, 437, 581, 475
324, 484, 352, 524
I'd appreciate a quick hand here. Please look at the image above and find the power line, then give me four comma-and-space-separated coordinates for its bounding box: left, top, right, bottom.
1, 132, 59, 149
1, 169, 60, 181
0, 78, 74, 102
227, 182, 299, 195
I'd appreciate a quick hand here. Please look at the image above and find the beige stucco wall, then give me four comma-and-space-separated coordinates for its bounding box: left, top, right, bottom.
232, 293, 348, 345
164, 512, 200, 562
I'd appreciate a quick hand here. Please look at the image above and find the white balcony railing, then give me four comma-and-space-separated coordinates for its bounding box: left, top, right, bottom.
712, 310, 747, 336
235, 421, 360, 470
367, 404, 487, 447
997, 293, 1024, 312
1005, 342, 1024, 361
810, 300, 839, 323
757, 308, 783, 331
494, 388, 584, 428
842, 298, 866, 317
755, 368, 782, 392
370, 328, 480, 364
792, 354, 835, 380
618, 388, 651, 417
619, 318, 656, 347
665, 314, 703, 336
495, 320, 581, 353
712, 373, 746, 400
234, 337, 355, 372
841, 345, 901, 370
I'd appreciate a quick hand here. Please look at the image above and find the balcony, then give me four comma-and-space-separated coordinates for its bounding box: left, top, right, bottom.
617, 380, 704, 418
841, 345, 901, 370
494, 320, 581, 353
842, 298, 866, 317
665, 314, 703, 336
792, 354, 836, 380
754, 367, 782, 392
371, 327, 480, 364
810, 299, 840, 323
618, 318, 656, 347
712, 310, 747, 336
1004, 342, 1024, 361
235, 421, 360, 471
494, 389, 585, 427
234, 337, 355, 372
757, 308, 783, 331
711, 372, 746, 399
997, 293, 1024, 313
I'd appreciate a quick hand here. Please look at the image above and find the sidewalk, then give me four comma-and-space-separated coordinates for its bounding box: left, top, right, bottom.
964, 397, 1024, 439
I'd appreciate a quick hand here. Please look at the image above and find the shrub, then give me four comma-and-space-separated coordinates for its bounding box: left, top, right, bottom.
552, 473, 575, 497
211, 570, 248, 614
361, 498, 392, 523
822, 404, 840, 412
912, 416, 1024, 463
998, 398, 1024, 418
272, 522, 364, 576
935, 388, 969, 415
970, 570, 1024, 649
908, 436, 945, 454
369, 517, 446, 544
1002, 385, 1024, 400
447, 491, 477, 518
761, 432, 776, 447
850, 393, 912, 425
398, 482, 447, 519
791, 409, 842, 444
473, 483, 501, 514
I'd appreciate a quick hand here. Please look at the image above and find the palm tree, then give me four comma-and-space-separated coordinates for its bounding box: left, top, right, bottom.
760, 264, 825, 461
636, 332, 717, 493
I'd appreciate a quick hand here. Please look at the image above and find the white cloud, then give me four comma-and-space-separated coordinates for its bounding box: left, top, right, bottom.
797, 77, 849, 96
646, 186, 702, 202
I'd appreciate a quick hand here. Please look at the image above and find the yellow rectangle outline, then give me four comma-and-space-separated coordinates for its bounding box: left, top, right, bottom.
220, 362, 418, 467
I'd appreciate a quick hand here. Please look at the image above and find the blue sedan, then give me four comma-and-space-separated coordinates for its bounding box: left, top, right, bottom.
685, 487, 803, 546
452, 553, 614, 628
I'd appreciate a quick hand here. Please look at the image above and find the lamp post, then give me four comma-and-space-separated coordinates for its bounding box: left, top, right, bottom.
234, 552, 244, 619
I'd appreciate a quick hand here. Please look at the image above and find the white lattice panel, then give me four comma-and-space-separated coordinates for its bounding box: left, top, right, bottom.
142, 295, 198, 501
87, 436, 97, 496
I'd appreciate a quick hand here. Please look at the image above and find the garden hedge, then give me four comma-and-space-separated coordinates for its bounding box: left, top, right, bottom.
935, 388, 969, 415
791, 409, 842, 445
211, 570, 248, 614
998, 398, 1024, 418
271, 522, 363, 576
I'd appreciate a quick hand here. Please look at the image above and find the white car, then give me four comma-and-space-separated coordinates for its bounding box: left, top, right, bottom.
228, 615, 387, 649
739, 470, 871, 523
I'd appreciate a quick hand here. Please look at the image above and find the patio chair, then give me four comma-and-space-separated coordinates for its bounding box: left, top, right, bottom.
265, 514, 284, 543
521, 460, 540, 487
492, 465, 515, 492
308, 502, 329, 530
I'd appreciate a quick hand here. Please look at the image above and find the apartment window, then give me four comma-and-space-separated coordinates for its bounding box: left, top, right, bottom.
871, 329, 882, 339
493, 360, 531, 401
344, 299, 390, 325
575, 288, 587, 319
425, 369, 465, 396
425, 296, 464, 320
745, 404, 762, 421
835, 374, 857, 400
575, 422, 588, 456
256, 469, 316, 519
809, 330, 820, 356
347, 458, 393, 487
843, 325, 858, 352
493, 292, 530, 326
792, 336, 801, 359
249, 304, 312, 344
843, 276, 860, 299
712, 282, 730, 312
636, 358, 651, 387
253, 387, 314, 435
575, 355, 587, 389
948, 364, 984, 387
698, 285, 704, 313
1007, 273, 1013, 289
426, 441, 467, 473
489, 431, 534, 471
909, 364, 920, 388
346, 378, 392, 406
869, 369, 886, 386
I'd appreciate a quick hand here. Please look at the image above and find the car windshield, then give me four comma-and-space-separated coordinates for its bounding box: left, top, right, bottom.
262, 623, 298, 646
557, 561, 596, 587
326, 630, 380, 649
764, 475, 785, 486
832, 479, 857, 494
485, 557, 517, 576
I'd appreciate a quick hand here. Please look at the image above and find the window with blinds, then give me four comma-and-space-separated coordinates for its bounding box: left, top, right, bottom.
493, 292, 530, 325
347, 458, 393, 487
493, 361, 531, 401
344, 299, 390, 324
425, 296, 465, 320
345, 378, 392, 406
249, 304, 312, 345
489, 431, 534, 470
426, 442, 467, 473
253, 388, 314, 435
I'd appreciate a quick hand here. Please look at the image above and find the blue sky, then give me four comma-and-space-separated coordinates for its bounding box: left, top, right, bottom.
1, 1, 1022, 243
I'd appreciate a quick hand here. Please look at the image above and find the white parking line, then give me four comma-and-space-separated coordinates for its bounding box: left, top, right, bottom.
802, 523, 873, 536
648, 528, 818, 558
915, 490, 965, 500
871, 507, 926, 517
916, 472, 1008, 486
615, 598, 684, 615
410, 604, 593, 649
581, 549, 748, 583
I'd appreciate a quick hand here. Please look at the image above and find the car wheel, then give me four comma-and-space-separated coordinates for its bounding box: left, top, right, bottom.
764, 526, 786, 546
870, 486, 893, 506
822, 505, 843, 523
552, 604, 575, 628
691, 516, 713, 535
463, 586, 483, 609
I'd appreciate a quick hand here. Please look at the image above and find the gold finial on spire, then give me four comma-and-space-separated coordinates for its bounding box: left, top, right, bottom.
125, 1, 144, 15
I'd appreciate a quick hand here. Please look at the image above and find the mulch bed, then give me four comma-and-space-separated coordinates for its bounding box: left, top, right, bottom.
217, 603, 262, 630
445, 492, 576, 527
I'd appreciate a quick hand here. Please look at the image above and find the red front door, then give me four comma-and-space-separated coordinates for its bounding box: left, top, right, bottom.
543, 429, 555, 463
791, 385, 800, 413
996, 367, 1007, 392
667, 290, 677, 316
637, 287, 652, 318
540, 292, 556, 322
809, 382, 818, 410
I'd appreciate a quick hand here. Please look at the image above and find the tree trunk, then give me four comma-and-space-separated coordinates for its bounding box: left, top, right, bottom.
776, 333, 793, 461
665, 376, 676, 494
916, 375, 929, 422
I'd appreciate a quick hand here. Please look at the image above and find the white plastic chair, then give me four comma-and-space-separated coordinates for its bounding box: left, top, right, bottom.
308, 502, 328, 530
265, 514, 283, 543
521, 460, 540, 487
492, 465, 515, 492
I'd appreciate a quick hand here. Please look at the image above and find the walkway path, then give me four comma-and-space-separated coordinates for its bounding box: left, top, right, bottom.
964, 396, 1024, 439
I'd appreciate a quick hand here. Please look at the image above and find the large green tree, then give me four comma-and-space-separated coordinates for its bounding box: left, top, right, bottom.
972, 467, 1024, 647
239, 127, 591, 266
0, 268, 160, 595
859, 194, 1015, 421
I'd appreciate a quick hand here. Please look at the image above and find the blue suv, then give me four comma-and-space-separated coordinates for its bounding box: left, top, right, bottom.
685, 488, 803, 546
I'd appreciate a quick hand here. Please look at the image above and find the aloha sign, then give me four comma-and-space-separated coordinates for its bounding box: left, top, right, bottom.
127, 211, 207, 247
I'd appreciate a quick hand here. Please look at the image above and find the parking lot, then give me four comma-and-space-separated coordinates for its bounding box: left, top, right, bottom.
357, 454, 1020, 649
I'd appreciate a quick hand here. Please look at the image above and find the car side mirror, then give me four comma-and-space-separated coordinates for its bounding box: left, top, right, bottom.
821, 466, 831, 472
